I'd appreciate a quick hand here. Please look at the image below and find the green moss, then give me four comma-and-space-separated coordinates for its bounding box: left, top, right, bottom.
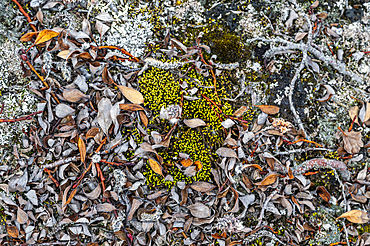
140, 59, 251, 189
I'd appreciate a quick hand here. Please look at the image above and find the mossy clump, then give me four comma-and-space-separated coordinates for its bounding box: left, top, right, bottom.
140, 60, 249, 189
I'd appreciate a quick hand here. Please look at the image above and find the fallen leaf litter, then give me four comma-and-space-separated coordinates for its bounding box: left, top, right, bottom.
2, 0, 370, 245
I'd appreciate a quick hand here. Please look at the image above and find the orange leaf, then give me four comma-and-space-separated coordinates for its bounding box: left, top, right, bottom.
139, 111, 148, 127
78, 135, 86, 164
6, 225, 19, 238
20, 32, 38, 42
181, 158, 193, 167
287, 166, 294, 179
34, 29, 60, 45
254, 173, 278, 186
194, 160, 202, 171
148, 158, 164, 177
242, 164, 263, 171
255, 105, 280, 115
65, 188, 78, 208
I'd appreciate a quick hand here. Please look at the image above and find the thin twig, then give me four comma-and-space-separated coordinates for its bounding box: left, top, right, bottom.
275, 147, 335, 155
0, 111, 43, 123
341, 221, 350, 246
11, 0, 37, 32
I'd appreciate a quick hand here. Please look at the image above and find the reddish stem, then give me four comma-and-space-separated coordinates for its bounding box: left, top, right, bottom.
0, 111, 43, 123
11, 0, 37, 32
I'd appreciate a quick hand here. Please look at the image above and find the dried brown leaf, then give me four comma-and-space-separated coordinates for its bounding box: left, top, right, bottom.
316, 186, 331, 203
20, 32, 38, 42
117, 85, 144, 104
311, 0, 319, 8
233, 106, 249, 117
255, 105, 280, 115
194, 161, 202, 171
57, 50, 71, 59
254, 173, 278, 186
96, 203, 117, 213
316, 12, 328, 20
187, 203, 211, 218
119, 104, 144, 111
181, 158, 193, 167
342, 130, 363, 154
86, 127, 100, 138
242, 173, 253, 189
63, 88, 88, 103
6, 225, 19, 238
183, 118, 207, 128
36, 9, 43, 25
216, 147, 238, 158
85, 184, 101, 200
139, 111, 148, 127
17, 207, 28, 224
295, 32, 307, 42
190, 182, 216, 192
337, 210, 370, 224
35, 29, 60, 45
127, 199, 143, 221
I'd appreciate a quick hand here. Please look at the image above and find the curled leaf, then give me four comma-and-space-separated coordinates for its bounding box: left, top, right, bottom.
316, 12, 328, 20
316, 186, 331, 203
120, 104, 144, 111
254, 105, 280, 115
336, 210, 369, 224
86, 127, 100, 139
184, 118, 207, 128
78, 135, 86, 164
84, 184, 101, 200
118, 85, 144, 104
317, 84, 335, 103
311, 0, 319, 8
194, 160, 202, 170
